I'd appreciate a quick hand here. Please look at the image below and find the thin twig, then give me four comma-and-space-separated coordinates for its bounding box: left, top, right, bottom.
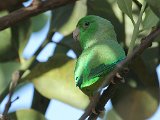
2, 71, 22, 116
0, 0, 76, 31
80, 27, 160, 119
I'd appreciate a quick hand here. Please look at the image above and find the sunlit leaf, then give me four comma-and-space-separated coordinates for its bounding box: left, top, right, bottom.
104, 108, 122, 120
24, 55, 89, 109
9, 109, 46, 120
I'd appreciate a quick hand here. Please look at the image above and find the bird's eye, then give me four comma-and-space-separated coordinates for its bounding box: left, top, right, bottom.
83, 22, 90, 28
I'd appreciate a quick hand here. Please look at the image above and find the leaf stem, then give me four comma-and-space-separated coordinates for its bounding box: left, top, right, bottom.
127, 1, 146, 56
131, 16, 135, 25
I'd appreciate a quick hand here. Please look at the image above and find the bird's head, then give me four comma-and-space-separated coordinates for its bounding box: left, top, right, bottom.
73, 15, 117, 49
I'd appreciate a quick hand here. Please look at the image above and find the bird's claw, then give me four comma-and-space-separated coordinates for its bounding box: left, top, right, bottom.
92, 107, 105, 118
92, 108, 98, 115
111, 72, 125, 84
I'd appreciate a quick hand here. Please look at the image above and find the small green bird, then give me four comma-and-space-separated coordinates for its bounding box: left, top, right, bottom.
73, 15, 126, 97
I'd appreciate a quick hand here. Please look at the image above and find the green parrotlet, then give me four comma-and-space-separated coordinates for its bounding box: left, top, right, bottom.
73, 15, 126, 97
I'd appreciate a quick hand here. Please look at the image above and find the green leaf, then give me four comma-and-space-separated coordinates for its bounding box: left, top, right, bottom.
104, 108, 123, 120
9, 19, 32, 64
52, 0, 87, 36
31, 13, 49, 32
9, 109, 46, 120
0, 11, 19, 62
112, 85, 158, 120
129, 57, 159, 90
24, 55, 89, 109
0, 62, 20, 95
145, 0, 160, 18
0, 11, 32, 62
0, 28, 13, 60
142, 7, 159, 30
117, 0, 134, 22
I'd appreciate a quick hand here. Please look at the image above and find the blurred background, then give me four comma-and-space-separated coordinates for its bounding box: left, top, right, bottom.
0, 0, 160, 120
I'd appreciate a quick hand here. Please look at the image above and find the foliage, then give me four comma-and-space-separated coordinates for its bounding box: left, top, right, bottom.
0, 0, 159, 119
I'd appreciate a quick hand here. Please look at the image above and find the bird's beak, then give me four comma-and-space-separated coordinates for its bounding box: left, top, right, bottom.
73, 27, 80, 41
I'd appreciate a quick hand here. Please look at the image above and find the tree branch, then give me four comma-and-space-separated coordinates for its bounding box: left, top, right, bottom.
81, 27, 160, 119
0, 0, 76, 31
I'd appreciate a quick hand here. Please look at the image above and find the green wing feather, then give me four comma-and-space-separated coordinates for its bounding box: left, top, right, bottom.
75, 41, 126, 89
89, 58, 124, 79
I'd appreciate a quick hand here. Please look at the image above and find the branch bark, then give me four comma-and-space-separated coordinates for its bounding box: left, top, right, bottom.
81, 27, 160, 119
0, 0, 76, 31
